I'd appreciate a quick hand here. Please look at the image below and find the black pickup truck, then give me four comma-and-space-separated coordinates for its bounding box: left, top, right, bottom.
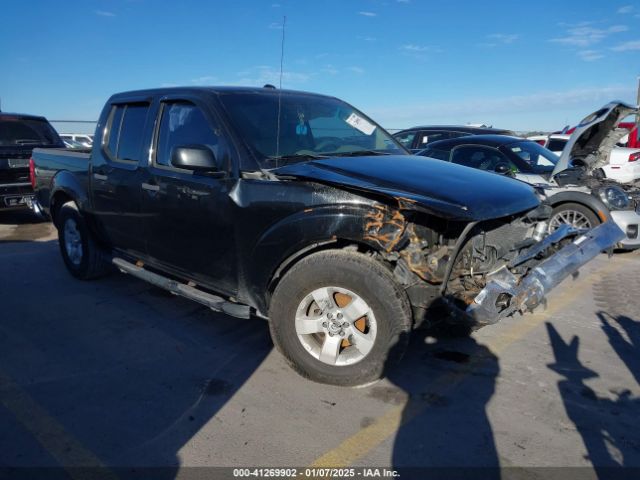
0, 112, 64, 210
31, 87, 623, 385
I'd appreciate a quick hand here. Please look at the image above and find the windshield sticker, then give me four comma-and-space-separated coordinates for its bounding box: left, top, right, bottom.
345, 113, 376, 135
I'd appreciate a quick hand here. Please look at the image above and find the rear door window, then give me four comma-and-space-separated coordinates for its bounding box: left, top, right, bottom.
105, 103, 150, 163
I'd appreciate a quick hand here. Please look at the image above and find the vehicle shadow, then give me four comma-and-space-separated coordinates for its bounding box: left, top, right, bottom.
387, 321, 500, 479
599, 312, 640, 386
0, 240, 272, 479
0, 209, 54, 242
545, 322, 640, 477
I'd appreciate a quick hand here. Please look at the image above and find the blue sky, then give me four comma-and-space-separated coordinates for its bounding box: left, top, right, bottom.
1, 0, 639, 134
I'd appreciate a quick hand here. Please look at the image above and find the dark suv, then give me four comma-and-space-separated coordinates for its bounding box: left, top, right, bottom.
0, 112, 64, 209
393, 125, 515, 153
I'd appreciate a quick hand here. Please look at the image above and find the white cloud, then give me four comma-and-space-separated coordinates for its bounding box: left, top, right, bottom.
358, 11, 377, 17
357, 36, 377, 42
578, 50, 604, 61
487, 33, 519, 44
95, 10, 115, 17
617, 5, 633, 13
400, 44, 437, 52
349, 66, 365, 74
551, 24, 628, 47
397, 0, 410, 3
611, 39, 640, 51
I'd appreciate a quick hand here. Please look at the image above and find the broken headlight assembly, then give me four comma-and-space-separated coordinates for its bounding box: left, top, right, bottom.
597, 186, 630, 210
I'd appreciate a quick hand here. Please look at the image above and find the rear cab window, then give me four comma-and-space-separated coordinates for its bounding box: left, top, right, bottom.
0, 117, 62, 146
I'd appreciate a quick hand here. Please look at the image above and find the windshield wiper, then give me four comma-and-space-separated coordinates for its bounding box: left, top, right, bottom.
324, 149, 393, 157
265, 153, 330, 166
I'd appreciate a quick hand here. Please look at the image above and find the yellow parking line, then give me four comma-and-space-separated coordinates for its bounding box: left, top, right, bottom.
0, 369, 117, 480
309, 260, 622, 468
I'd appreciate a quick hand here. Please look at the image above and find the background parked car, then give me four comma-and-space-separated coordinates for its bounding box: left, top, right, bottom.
527, 134, 570, 155
0, 111, 65, 210
63, 138, 90, 149
59, 133, 93, 148
418, 103, 640, 251
528, 125, 640, 184
393, 125, 515, 152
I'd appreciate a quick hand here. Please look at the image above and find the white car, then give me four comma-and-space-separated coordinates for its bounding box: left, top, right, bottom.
60, 134, 93, 148
528, 132, 640, 183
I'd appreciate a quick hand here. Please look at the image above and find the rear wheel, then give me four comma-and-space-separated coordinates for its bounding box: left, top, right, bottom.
57, 202, 112, 280
549, 203, 600, 232
268, 250, 412, 386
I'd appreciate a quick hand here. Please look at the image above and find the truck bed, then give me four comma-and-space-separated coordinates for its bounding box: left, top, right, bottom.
31, 147, 92, 215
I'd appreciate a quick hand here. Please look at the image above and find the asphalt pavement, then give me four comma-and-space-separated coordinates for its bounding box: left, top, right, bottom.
1, 209, 639, 479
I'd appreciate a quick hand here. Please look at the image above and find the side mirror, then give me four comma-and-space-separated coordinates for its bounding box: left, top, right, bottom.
494, 162, 511, 175
171, 145, 218, 172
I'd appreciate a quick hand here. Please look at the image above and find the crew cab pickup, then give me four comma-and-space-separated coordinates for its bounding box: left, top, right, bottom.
31, 87, 623, 385
0, 112, 64, 209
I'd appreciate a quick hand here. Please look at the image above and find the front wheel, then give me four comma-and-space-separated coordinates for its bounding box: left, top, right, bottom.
548, 203, 600, 232
57, 201, 112, 280
268, 250, 412, 386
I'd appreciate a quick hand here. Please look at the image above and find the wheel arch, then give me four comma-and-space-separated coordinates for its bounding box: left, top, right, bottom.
49, 170, 89, 226
244, 204, 395, 315
547, 190, 611, 223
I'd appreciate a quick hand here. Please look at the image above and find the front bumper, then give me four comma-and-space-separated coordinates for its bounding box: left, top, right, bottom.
466, 221, 625, 325
610, 209, 640, 249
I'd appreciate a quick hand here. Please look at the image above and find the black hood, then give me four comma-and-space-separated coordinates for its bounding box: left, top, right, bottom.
274, 155, 540, 221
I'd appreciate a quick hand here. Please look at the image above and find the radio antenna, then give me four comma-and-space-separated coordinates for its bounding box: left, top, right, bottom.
275, 15, 286, 166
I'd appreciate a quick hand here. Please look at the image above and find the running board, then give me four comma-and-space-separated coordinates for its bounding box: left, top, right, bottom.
112, 257, 251, 319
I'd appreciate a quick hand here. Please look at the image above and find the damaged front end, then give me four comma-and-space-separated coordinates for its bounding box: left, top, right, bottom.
466, 221, 624, 324
365, 200, 625, 328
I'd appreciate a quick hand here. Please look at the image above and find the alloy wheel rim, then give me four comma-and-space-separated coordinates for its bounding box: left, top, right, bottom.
549, 210, 593, 231
64, 218, 83, 266
295, 286, 377, 366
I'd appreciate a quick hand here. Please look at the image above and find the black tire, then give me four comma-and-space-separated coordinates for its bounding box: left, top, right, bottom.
268, 250, 412, 386
549, 202, 600, 232
57, 201, 112, 280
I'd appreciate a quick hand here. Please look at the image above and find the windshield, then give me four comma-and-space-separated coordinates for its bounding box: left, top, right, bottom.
500, 140, 558, 173
0, 117, 62, 146
218, 91, 406, 168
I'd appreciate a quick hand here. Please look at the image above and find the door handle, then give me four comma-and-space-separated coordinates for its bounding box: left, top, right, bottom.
93, 173, 108, 181
141, 182, 160, 192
